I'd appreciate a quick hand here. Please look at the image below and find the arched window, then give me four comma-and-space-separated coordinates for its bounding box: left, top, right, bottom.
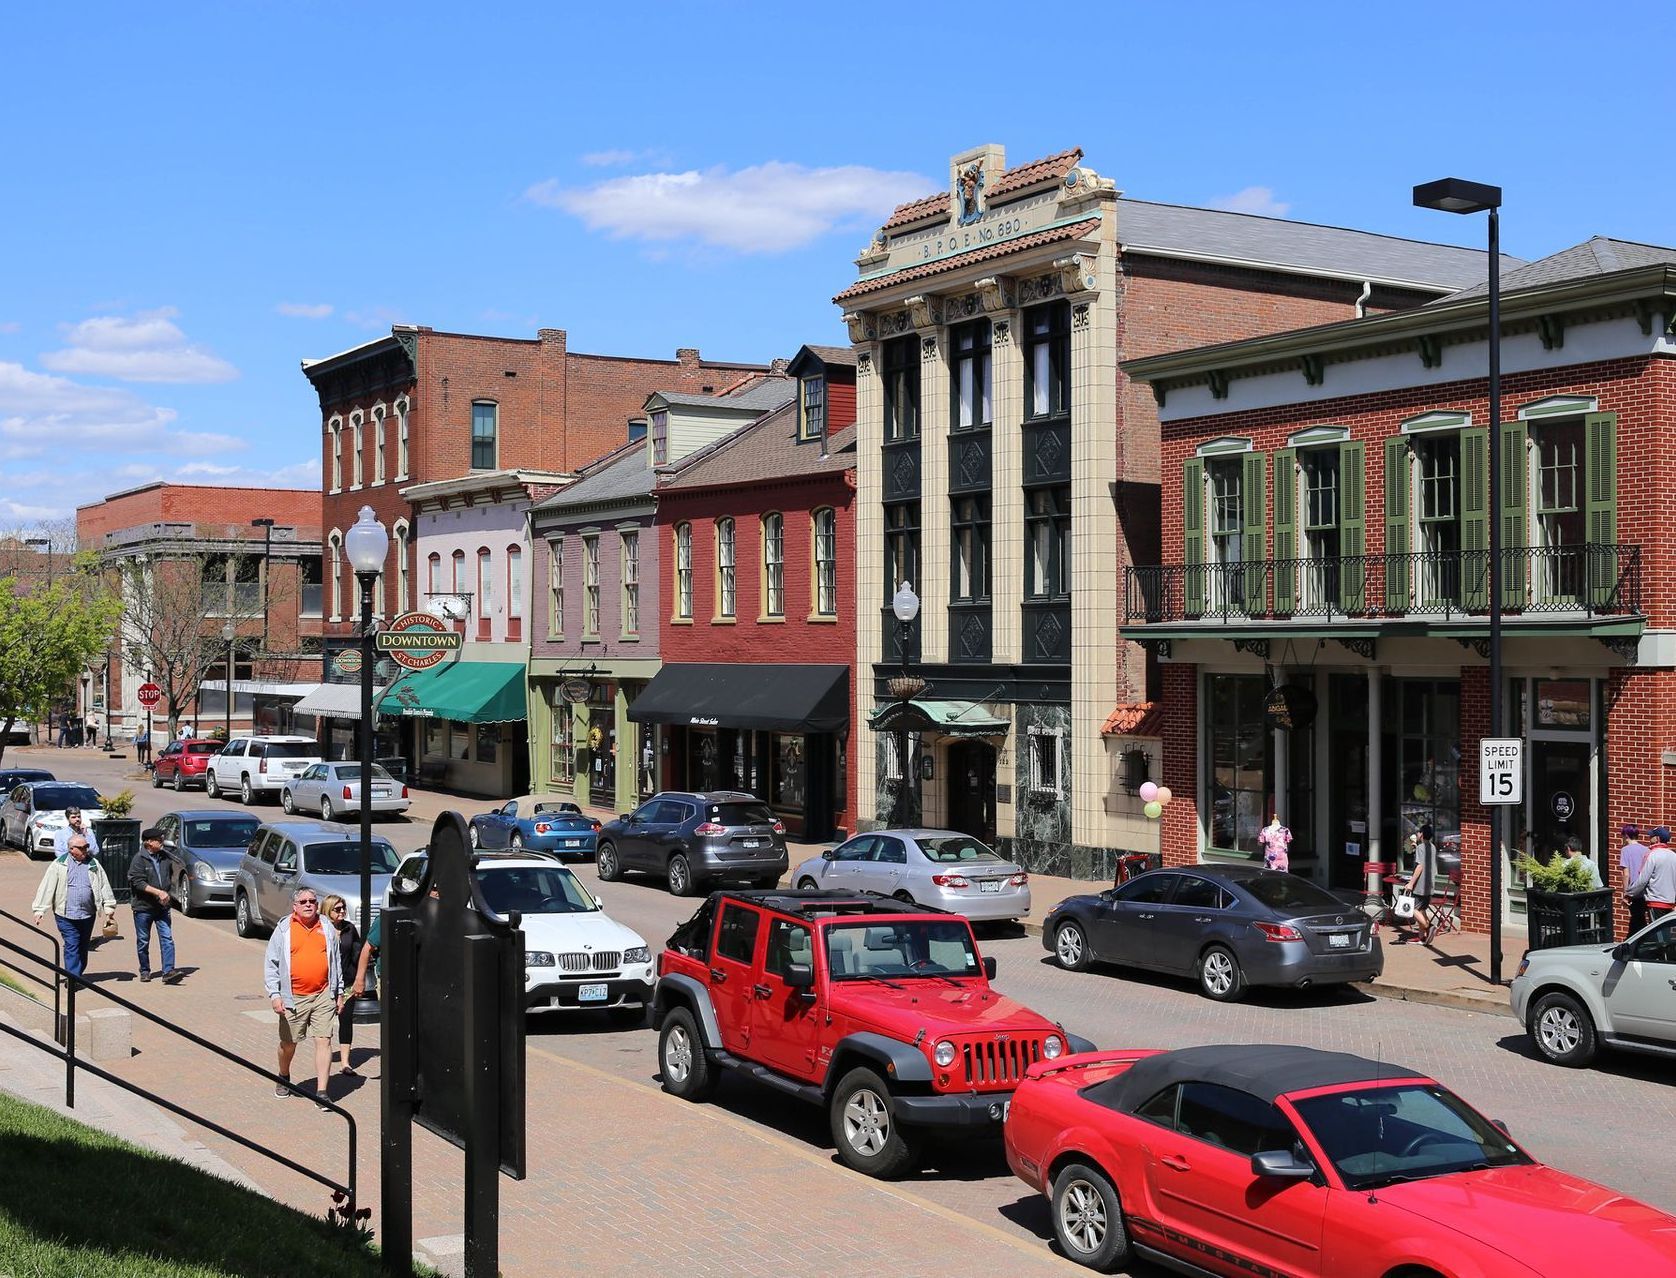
327, 531, 343, 620
395, 397, 410, 479
373, 406, 387, 485
392, 520, 410, 612
329, 419, 343, 491
674, 522, 693, 620
427, 551, 441, 596
762, 513, 784, 618
350, 411, 364, 488
716, 518, 736, 619
812, 507, 837, 616
476, 547, 493, 639
451, 549, 465, 592
506, 544, 523, 640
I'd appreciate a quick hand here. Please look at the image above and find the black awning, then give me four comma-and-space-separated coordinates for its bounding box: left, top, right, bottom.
627, 663, 850, 734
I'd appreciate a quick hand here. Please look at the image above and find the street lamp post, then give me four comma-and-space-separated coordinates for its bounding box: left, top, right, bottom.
344, 506, 389, 1024
888, 582, 922, 828
251, 518, 275, 655
78, 671, 90, 747
221, 620, 236, 741
1414, 176, 1504, 983
102, 651, 115, 751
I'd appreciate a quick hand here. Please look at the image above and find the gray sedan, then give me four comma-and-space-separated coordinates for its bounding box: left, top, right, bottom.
281, 762, 409, 820
156, 809, 263, 915
791, 829, 1031, 922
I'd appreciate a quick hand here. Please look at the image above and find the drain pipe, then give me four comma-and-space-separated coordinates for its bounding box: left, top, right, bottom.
1354, 279, 1373, 318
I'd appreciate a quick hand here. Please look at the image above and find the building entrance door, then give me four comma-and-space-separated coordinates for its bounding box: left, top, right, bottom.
1529, 738, 1591, 864
946, 741, 996, 844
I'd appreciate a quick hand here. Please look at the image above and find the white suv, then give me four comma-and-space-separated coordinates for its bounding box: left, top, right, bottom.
1510, 913, 1676, 1067
206, 735, 325, 805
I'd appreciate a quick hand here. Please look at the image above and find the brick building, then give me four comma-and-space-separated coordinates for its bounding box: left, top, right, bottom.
835, 143, 1503, 875
1122, 236, 1676, 936
75, 482, 323, 738
628, 345, 859, 840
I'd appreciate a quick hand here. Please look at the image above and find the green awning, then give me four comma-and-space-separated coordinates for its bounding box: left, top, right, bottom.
869, 699, 1009, 738
379, 661, 527, 724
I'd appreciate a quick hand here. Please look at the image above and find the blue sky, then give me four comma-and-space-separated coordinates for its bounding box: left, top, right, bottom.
3, 2, 1671, 527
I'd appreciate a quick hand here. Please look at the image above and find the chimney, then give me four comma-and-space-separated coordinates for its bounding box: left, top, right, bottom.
769, 357, 791, 376
676, 347, 700, 370
537, 328, 567, 351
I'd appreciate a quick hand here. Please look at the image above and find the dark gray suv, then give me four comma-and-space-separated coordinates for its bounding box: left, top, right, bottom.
594, 791, 787, 896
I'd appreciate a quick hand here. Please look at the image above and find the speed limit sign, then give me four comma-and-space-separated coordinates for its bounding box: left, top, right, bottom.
1479, 738, 1523, 805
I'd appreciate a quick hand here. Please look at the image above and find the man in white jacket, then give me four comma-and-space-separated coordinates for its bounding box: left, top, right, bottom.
32, 835, 117, 976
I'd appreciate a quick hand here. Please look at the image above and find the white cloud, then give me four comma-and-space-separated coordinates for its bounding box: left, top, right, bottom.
0, 361, 244, 463
344, 305, 407, 331
40, 307, 238, 384
527, 161, 934, 254
0, 321, 20, 335
581, 149, 640, 168
1210, 186, 1291, 218
276, 302, 334, 319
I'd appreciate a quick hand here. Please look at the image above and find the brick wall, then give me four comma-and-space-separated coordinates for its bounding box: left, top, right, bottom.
77, 483, 321, 548
1159, 662, 1199, 867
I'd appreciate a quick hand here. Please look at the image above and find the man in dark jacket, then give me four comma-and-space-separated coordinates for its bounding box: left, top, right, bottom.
127, 828, 179, 983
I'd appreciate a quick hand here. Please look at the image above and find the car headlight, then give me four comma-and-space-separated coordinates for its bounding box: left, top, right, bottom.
526, 951, 555, 967
1042, 1035, 1064, 1060
933, 1040, 957, 1068
1515, 956, 1530, 979
624, 946, 651, 965
192, 862, 217, 882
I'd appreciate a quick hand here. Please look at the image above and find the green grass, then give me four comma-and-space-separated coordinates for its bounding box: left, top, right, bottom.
0, 968, 39, 1002
0, 1090, 428, 1277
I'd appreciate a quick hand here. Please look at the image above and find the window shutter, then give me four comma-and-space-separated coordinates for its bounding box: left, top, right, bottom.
1585, 411, 1618, 606
1461, 427, 1490, 610
1273, 449, 1296, 614
1384, 437, 1410, 612
1183, 459, 1205, 616
1242, 451, 1268, 612
1499, 421, 1527, 609
1339, 440, 1366, 612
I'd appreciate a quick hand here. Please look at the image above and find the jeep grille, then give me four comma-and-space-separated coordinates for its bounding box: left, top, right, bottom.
557, 951, 619, 974
960, 1036, 1044, 1087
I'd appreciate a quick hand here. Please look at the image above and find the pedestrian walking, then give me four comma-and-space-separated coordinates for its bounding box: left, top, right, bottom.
263, 887, 344, 1111
52, 807, 101, 862
84, 713, 99, 748
1620, 824, 1651, 935
135, 728, 151, 769
1626, 827, 1676, 926
55, 713, 70, 749
176, 721, 192, 742
1397, 824, 1439, 943
351, 910, 380, 1004
323, 894, 363, 1077
30, 834, 117, 977
1563, 836, 1604, 890
127, 827, 179, 983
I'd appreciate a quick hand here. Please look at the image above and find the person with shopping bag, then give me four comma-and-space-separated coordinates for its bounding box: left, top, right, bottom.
31, 835, 118, 977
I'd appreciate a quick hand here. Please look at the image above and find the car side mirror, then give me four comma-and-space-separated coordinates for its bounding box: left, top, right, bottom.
783, 962, 814, 989
1612, 942, 1631, 962
1491, 1119, 1510, 1136
821, 849, 835, 861
621, 813, 635, 823
164, 839, 177, 850
1250, 1149, 1315, 1180
983, 956, 997, 980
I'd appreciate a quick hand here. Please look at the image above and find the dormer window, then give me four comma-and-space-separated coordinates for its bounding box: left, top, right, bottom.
651, 410, 669, 464
799, 376, 825, 442
628, 418, 648, 442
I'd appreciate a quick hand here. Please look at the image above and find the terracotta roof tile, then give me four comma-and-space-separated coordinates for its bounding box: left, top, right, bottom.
833, 219, 1100, 304
883, 190, 950, 231
880, 148, 1084, 231
1101, 702, 1163, 738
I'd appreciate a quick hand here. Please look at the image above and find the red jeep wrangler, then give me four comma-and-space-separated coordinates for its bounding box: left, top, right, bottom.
653, 889, 1094, 1178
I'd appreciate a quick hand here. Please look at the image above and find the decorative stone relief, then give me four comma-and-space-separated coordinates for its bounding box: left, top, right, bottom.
946, 292, 983, 321
975, 276, 1015, 314
992, 320, 1011, 346
1056, 254, 1097, 294
905, 294, 944, 330
856, 352, 872, 374
843, 311, 877, 343
1017, 273, 1061, 306
921, 335, 939, 361
1072, 303, 1091, 330
879, 310, 912, 337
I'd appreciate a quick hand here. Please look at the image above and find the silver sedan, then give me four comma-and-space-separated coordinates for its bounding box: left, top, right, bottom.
281, 762, 410, 820
791, 828, 1030, 922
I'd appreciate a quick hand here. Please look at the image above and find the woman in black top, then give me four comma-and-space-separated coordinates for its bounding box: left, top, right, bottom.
324, 895, 362, 1075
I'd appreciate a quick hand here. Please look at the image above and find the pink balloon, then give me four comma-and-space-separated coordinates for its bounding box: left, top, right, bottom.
1156, 786, 1173, 806
1138, 781, 1159, 802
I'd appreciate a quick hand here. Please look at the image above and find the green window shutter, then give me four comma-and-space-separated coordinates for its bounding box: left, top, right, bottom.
1242, 451, 1268, 612
1499, 421, 1527, 609
1183, 458, 1204, 616
1339, 440, 1366, 612
1273, 448, 1296, 614
1384, 436, 1410, 613
1585, 411, 1618, 606
1461, 427, 1489, 610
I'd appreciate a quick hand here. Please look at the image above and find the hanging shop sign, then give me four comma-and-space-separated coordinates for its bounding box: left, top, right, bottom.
376, 612, 463, 671
1263, 683, 1318, 731
334, 650, 364, 678
559, 678, 591, 704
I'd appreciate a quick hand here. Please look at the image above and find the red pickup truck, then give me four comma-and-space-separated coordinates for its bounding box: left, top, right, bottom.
653, 888, 1094, 1178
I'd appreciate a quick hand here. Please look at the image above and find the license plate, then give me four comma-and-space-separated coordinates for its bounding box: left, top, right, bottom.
1329, 932, 1351, 949
980, 879, 1001, 893
578, 983, 608, 1002
742, 838, 764, 848
373, 787, 390, 796
564, 839, 581, 848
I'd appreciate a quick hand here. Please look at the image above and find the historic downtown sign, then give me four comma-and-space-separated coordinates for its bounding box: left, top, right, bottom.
376, 611, 463, 671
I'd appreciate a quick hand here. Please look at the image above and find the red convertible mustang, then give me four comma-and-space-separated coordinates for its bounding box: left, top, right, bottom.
1005, 1044, 1676, 1277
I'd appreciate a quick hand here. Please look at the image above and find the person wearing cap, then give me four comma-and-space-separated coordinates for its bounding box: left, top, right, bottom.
127, 827, 179, 983
1620, 825, 1651, 934
1626, 827, 1676, 929
52, 807, 100, 862
30, 833, 117, 977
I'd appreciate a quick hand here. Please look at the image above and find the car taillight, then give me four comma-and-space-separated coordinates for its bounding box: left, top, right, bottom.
534, 823, 550, 835
590, 819, 601, 831
1254, 921, 1303, 942
931, 873, 971, 888
401, 786, 409, 799
259, 758, 268, 774
772, 821, 785, 834
1009, 872, 1029, 886
694, 822, 726, 835
343, 786, 353, 800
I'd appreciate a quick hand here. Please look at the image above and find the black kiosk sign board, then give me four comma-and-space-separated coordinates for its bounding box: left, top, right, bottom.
381, 811, 525, 1277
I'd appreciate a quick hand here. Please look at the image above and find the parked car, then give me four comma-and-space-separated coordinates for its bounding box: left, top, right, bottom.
792, 829, 1030, 922
394, 851, 652, 1016
654, 888, 1094, 1178
281, 761, 410, 820
1042, 865, 1382, 1001
468, 795, 600, 858
150, 738, 222, 791
155, 809, 262, 915
0, 767, 55, 792
206, 735, 324, 805
1510, 911, 1676, 1067
596, 791, 787, 896
1004, 1042, 1676, 1275
233, 819, 399, 938
1, 781, 106, 858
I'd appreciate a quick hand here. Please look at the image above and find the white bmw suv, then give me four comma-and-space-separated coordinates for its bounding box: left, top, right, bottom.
206, 735, 325, 805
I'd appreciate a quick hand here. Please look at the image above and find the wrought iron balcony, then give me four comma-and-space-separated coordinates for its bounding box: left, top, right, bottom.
1125, 544, 1641, 625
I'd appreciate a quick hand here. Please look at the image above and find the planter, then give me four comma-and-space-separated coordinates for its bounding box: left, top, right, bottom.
1525, 887, 1614, 950
91, 818, 142, 904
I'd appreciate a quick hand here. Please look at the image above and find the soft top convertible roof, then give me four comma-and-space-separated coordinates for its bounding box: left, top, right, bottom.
1082, 1044, 1425, 1110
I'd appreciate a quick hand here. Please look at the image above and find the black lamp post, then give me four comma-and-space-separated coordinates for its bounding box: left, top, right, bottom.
344, 505, 389, 1024
102, 650, 115, 751
1414, 176, 1505, 983
888, 582, 922, 828
251, 518, 275, 655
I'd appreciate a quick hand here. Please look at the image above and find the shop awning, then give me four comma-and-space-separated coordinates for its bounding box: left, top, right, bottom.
627, 663, 849, 734
292, 682, 386, 719
378, 662, 527, 724
868, 699, 1009, 738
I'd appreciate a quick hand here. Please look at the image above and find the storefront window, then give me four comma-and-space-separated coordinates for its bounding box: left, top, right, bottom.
475, 724, 498, 764
552, 702, 574, 785
772, 734, 806, 810
1383, 680, 1461, 872
424, 720, 447, 758
449, 722, 470, 760
1534, 679, 1591, 731
1205, 674, 1272, 856
590, 706, 616, 801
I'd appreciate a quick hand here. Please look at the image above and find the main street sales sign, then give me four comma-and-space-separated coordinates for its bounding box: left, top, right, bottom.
376, 611, 463, 671
1479, 738, 1523, 806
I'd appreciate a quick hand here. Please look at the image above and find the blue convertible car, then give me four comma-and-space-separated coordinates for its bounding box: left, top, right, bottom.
467, 795, 600, 860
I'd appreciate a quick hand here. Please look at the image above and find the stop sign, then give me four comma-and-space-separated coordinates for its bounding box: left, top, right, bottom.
136, 682, 162, 708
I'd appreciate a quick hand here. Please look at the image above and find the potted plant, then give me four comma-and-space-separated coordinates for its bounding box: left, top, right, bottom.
93, 789, 143, 904
1518, 852, 1613, 950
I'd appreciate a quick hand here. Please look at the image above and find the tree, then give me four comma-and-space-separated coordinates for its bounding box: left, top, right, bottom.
0, 569, 123, 764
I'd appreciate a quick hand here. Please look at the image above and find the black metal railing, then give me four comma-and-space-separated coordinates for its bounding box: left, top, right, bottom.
0, 932, 357, 1223
1125, 544, 1641, 624
0, 906, 61, 1034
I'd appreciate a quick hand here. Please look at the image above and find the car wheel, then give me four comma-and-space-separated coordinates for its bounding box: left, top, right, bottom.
281, 790, 296, 814
1050, 1161, 1130, 1272
1532, 991, 1598, 1067
596, 842, 622, 882
240, 776, 254, 805
151, 768, 162, 789
658, 1007, 718, 1101
1055, 921, 1092, 972
173, 770, 185, 793
468, 824, 480, 850
205, 772, 219, 799
320, 796, 334, 821
510, 832, 524, 851
1198, 944, 1246, 1002
830, 1066, 918, 1179
177, 875, 198, 918
235, 893, 258, 938
796, 877, 819, 890
667, 853, 694, 897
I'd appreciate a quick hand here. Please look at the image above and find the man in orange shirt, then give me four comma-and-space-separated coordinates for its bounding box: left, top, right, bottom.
262, 887, 345, 1110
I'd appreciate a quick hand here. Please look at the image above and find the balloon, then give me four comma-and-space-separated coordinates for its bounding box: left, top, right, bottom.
1138, 781, 1159, 802
1156, 786, 1173, 806
1143, 800, 1163, 820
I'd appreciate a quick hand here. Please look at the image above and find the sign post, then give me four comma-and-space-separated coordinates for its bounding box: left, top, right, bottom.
137, 682, 161, 763
1479, 737, 1523, 806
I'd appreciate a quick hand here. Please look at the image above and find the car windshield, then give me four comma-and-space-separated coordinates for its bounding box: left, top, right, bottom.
183, 818, 260, 848
302, 840, 400, 875
917, 835, 1005, 864
824, 919, 981, 981
1292, 1083, 1531, 1190
264, 742, 321, 760
332, 765, 393, 782
479, 866, 598, 915
184, 744, 220, 755
1243, 873, 1345, 913
30, 785, 101, 811
708, 801, 775, 826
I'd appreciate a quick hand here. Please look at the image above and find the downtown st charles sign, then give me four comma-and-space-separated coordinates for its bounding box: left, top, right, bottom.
376, 611, 463, 671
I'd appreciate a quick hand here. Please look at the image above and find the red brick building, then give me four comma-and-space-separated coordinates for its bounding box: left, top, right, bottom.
627, 346, 859, 839
1122, 237, 1676, 936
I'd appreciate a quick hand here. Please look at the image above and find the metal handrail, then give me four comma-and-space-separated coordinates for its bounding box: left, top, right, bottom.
0, 934, 356, 1220
0, 905, 62, 1035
